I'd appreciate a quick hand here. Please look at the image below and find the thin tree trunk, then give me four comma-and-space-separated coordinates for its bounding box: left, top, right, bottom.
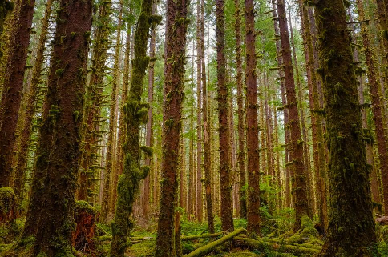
216, 0, 234, 232
12, 0, 52, 201
78, 0, 111, 201
101, 0, 123, 222
245, 0, 260, 235
277, 0, 309, 230
357, 0, 388, 214
155, 0, 189, 254
0, 0, 35, 187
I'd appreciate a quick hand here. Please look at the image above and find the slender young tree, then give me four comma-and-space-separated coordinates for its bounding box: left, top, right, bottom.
234, 0, 246, 219
101, 0, 123, 222
315, 0, 378, 255
78, 0, 112, 202
357, 0, 388, 214
12, 0, 53, 201
245, 0, 260, 235
200, 0, 214, 233
0, 0, 35, 187
22, 0, 92, 255
155, 0, 189, 254
110, 0, 156, 254
277, 0, 309, 230
216, 0, 234, 232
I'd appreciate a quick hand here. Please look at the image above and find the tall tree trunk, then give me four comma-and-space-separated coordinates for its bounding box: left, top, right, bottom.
289, 12, 314, 217
216, 0, 233, 232
188, 106, 194, 220
277, 0, 309, 230
245, 0, 260, 235
101, 0, 123, 222
357, 0, 388, 214
78, 0, 111, 202
12, 0, 52, 202
141, 2, 156, 220
234, 0, 246, 220
22, 0, 92, 255
155, 0, 188, 253
271, 0, 290, 208
0, 0, 35, 187
112, 23, 132, 211
315, 0, 378, 255
200, 0, 214, 233
110, 0, 156, 255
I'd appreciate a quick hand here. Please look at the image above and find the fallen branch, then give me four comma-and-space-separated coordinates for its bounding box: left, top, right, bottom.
184, 228, 247, 257
233, 237, 320, 255
181, 232, 223, 241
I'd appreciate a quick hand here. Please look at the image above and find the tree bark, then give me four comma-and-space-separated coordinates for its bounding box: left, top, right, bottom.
22, 0, 92, 255
0, 0, 35, 187
216, 0, 234, 232
315, 0, 378, 255
155, 0, 189, 254
245, 0, 260, 236
277, 0, 309, 230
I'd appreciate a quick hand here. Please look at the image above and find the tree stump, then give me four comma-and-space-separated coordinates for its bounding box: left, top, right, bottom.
72, 200, 97, 255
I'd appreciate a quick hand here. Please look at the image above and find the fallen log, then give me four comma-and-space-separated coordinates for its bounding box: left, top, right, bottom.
233, 236, 320, 255
181, 232, 223, 241
184, 228, 247, 257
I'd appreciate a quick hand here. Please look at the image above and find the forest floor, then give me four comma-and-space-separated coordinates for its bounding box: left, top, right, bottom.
2, 210, 388, 256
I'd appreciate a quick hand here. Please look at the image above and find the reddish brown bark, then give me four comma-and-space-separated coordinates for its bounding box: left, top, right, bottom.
245, 0, 260, 235
0, 0, 35, 187
13, 0, 52, 201
357, 0, 388, 214
22, 0, 92, 255
216, 0, 234, 232
72, 202, 96, 255
155, 0, 189, 254
234, 0, 246, 220
277, 0, 309, 230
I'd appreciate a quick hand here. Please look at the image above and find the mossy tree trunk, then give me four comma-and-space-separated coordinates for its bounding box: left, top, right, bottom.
245, 0, 260, 236
110, 0, 157, 255
22, 0, 92, 255
101, 0, 123, 222
12, 0, 52, 205
200, 0, 214, 234
0, 0, 35, 188
78, 0, 111, 202
142, 1, 157, 218
216, 0, 234, 232
277, 0, 309, 230
0, 0, 13, 60
358, 0, 388, 214
234, 0, 246, 220
315, 0, 378, 255
155, 0, 189, 254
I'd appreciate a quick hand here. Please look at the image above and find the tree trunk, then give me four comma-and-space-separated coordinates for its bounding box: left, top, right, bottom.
110, 0, 155, 255
78, 0, 111, 202
0, 0, 13, 59
22, 0, 92, 255
315, 0, 378, 255
155, 0, 188, 254
12, 0, 52, 202
0, 0, 35, 187
216, 0, 234, 232
234, 0, 246, 220
101, 0, 123, 222
277, 0, 309, 230
357, 0, 388, 214
245, 0, 260, 236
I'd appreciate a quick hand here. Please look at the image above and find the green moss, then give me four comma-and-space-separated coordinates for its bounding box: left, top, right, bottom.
75, 200, 95, 215
0, 187, 15, 215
